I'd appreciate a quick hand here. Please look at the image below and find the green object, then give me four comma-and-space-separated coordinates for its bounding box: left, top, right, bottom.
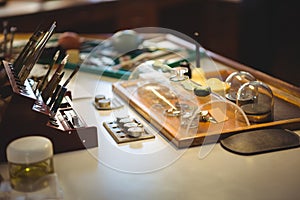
65, 62, 131, 79
39, 37, 204, 80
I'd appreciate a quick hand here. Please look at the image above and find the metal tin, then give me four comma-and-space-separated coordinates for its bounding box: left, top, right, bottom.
127, 127, 144, 138
97, 99, 111, 108
94, 94, 106, 103
123, 122, 138, 132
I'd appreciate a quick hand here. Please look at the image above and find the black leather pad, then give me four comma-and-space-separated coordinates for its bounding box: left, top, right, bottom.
220, 129, 300, 155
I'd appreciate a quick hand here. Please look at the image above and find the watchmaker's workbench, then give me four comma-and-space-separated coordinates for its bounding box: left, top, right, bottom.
1, 32, 300, 200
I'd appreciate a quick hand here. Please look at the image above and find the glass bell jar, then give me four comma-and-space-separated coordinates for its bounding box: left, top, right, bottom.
225, 71, 256, 102
78, 27, 251, 146
236, 80, 274, 123
128, 59, 250, 138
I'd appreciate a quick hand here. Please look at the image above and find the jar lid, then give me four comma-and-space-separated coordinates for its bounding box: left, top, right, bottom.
6, 136, 53, 164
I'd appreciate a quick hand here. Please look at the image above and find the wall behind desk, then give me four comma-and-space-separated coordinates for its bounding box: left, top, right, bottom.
159, 0, 300, 87
1, 0, 299, 86
239, 0, 300, 87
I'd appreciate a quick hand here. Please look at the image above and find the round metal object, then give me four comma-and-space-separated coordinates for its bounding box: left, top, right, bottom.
94, 94, 106, 103
127, 127, 144, 138
123, 122, 138, 132
97, 99, 111, 108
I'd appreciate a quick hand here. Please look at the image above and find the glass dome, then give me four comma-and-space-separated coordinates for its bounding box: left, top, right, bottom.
128, 59, 250, 137
225, 71, 256, 102
75, 27, 252, 139
236, 80, 274, 123
74, 27, 252, 173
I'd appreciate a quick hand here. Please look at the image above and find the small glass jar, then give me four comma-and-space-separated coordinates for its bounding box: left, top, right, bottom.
6, 136, 54, 192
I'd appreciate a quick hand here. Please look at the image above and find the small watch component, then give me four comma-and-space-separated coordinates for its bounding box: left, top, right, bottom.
97, 99, 111, 108
164, 108, 181, 117
94, 94, 106, 103
123, 122, 138, 132
198, 110, 218, 123
116, 115, 130, 123
103, 116, 155, 143
119, 117, 135, 127
93, 94, 123, 110
127, 127, 144, 138
199, 110, 210, 122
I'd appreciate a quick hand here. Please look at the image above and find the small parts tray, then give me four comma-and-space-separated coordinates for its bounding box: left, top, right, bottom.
103, 118, 155, 144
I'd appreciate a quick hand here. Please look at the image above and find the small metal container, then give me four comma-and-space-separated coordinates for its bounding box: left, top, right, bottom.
97, 99, 111, 108
127, 127, 144, 138
94, 94, 106, 103
119, 117, 134, 127
123, 122, 138, 132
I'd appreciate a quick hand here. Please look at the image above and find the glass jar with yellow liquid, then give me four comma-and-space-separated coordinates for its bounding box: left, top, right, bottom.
6, 136, 54, 192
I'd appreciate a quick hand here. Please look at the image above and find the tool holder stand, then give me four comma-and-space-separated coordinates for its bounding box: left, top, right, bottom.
0, 60, 98, 162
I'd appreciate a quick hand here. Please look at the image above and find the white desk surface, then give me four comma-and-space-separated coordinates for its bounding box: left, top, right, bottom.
1, 69, 300, 200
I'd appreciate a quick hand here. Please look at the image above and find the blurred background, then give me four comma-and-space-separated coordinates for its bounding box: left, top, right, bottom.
1, 0, 299, 86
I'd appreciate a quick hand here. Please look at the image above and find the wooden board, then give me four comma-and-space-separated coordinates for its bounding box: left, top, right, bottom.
113, 76, 300, 148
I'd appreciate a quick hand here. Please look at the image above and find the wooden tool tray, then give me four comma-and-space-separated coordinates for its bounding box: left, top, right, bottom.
111, 36, 300, 148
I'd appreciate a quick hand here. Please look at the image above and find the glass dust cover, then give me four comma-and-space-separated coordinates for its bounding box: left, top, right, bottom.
118, 59, 250, 147
80, 28, 251, 147
237, 81, 274, 123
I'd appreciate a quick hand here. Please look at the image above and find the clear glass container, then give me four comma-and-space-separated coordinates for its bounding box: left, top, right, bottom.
225, 71, 256, 102
6, 136, 54, 192
236, 81, 274, 123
